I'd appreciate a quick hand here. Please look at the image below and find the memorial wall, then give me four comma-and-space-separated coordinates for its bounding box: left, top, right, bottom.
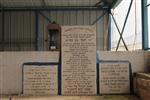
61, 26, 97, 95
99, 61, 130, 94
23, 64, 58, 95
0, 26, 149, 95
21, 26, 131, 96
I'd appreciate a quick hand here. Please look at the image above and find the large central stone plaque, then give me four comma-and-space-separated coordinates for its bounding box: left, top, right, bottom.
61, 26, 97, 95
23, 65, 58, 95
99, 62, 130, 94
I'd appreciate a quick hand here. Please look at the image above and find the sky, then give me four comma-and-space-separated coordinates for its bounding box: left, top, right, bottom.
111, 0, 142, 49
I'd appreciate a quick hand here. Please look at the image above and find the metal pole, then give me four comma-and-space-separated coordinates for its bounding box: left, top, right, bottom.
0, 6, 108, 12
38, 11, 51, 23
95, 0, 103, 7
142, 0, 149, 50
110, 12, 128, 51
108, 13, 111, 51
91, 11, 108, 25
116, 0, 133, 51
2, 7, 4, 51
35, 11, 39, 50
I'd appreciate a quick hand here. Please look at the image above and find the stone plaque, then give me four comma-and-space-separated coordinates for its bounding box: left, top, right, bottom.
99, 62, 130, 94
61, 26, 97, 95
23, 65, 58, 95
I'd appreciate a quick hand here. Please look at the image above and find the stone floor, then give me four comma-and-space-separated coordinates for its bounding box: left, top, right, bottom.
0, 95, 140, 100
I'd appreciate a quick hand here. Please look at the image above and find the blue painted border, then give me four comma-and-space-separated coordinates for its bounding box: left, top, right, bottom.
96, 63, 100, 95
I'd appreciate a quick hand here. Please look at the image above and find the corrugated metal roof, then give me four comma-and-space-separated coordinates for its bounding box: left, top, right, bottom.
45, 0, 100, 7
113, 0, 123, 8
0, 0, 100, 7
0, 0, 42, 7
0, 0, 117, 7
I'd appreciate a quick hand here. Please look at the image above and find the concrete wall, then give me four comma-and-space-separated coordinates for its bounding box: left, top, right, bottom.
99, 51, 150, 73
0, 51, 149, 95
0, 51, 59, 95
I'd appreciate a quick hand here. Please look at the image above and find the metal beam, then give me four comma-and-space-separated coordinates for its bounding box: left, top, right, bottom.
144, 48, 150, 50
95, 0, 103, 7
42, 0, 46, 7
108, 13, 111, 51
95, 0, 120, 9
0, 6, 109, 12
101, 0, 108, 5
110, 12, 128, 51
111, 0, 122, 8
0, 41, 35, 44
91, 11, 108, 25
38, 11, 51, 23
142, 0, 149, 50
116, 0, 133, 51
146, 3, 150, 7
35, 11, 40, 50
1, 7, 4, 51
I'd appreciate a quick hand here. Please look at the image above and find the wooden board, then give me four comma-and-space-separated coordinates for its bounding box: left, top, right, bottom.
61, 26, 97, 95
134, 73, 150, 100
99, 62, 130, 94
23, 65, 58, 95
135, 73, 150, 79
137, 87, 150, 100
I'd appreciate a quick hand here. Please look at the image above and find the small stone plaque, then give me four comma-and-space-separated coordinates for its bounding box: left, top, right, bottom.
23, 65, 58, 95
99, 62, 130, 94
61, 26, 97, 95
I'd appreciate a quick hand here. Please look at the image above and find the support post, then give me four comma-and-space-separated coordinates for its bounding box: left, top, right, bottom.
116, 0, 133, 51
108, 13, 111, 51
0, 6, 108, 12
38, 11, 51, 23
142, 0, 149, 50
35, 11, 40, 50
91, 11, 108, 25
110, 12, 128, 51
2, 7, 4, 51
